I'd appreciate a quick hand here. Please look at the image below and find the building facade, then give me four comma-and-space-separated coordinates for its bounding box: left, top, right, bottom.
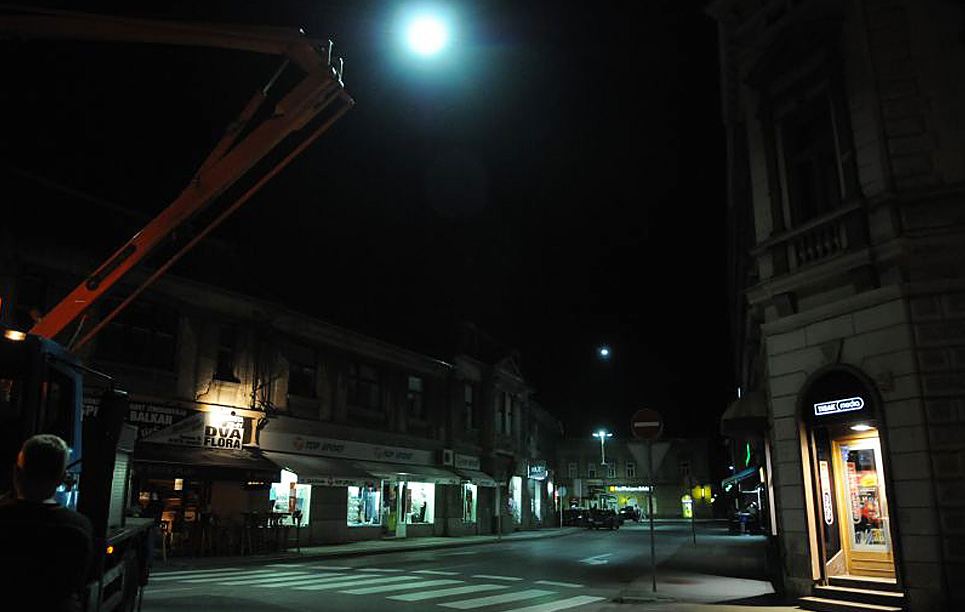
710, 0, 964, 609
555, 437, 715, 519
0, 242, 562, 554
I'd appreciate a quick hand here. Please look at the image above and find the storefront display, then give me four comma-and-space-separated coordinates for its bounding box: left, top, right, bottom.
462, 483, 477, 522
531, 479, 541, 522
401, 481, 434, 524
347, 481, 382, 526
270, 469, 312, 526
509, 476, 522, 523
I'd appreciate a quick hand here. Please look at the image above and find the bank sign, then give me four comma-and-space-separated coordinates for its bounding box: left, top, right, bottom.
814, 396, 865, 416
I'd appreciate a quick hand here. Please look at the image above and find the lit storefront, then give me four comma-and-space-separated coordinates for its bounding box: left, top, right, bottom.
508, 475, 522, 524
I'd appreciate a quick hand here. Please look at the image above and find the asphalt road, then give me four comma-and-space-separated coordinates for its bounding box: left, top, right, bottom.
142, 523, 772, 612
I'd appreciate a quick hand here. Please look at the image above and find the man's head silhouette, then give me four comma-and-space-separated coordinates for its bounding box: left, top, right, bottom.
14, 434, 69, 502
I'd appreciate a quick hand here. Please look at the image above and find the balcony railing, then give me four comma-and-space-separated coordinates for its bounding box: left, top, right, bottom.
753, 202, 868, 276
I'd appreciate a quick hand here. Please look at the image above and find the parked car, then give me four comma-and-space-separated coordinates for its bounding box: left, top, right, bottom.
618, 506, 641, 523
585, 508, 620, 530
562, 508, 585, 526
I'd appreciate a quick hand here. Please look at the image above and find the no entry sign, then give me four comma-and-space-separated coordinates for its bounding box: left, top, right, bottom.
631, 408, 663, 440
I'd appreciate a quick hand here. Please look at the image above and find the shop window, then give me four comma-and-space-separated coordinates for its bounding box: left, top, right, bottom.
508, 476, 522, 523
407, 375, 424, 419
626, 462, 636, 478
401, 481, 434, 524
530, 480, 541, 521
347, 481, 382, 526
269, 470, 312, 526
214, 325, 239, 382
606, 463, 616, 479
95, 297, 178, 371
568, 462, 578, 478
287, 345, 317, 399
462, 483, 477, 522
587, 463, 597, 478
348, 362, 381, 411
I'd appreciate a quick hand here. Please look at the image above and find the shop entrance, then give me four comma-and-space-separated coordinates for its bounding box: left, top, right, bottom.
804, 366, 897, 583
828, 429, 894, 578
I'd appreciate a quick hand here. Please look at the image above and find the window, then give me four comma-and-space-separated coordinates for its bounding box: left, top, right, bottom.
463, 383, 475, 431
679, 460, 691, 479
508, 476, 522, 523
270, 470, 312, 526
401, 481, 435, 524
494, 392, 504, 434
530, 480, 541, 521
504, 393, 513, 435
407, 375, 424, 419
626, 462, 636, 478
587, 463, 597, 478
348, 362, 381, 410
95, 298, 178, 371
606, 463, 616, 479
287, 346, 316, 398
214, 325, 239, 381
347, 481, 382, 526
781, 97, 843, 225
568, 462, 578, 478
462, 483, 477, 522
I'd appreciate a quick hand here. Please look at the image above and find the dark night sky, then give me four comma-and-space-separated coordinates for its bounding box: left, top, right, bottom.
2, 1, 731, 439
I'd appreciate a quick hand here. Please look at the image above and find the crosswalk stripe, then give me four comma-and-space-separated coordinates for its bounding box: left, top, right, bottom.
501, 595, 607, 612
534, 581, 583, 588
151, 567, 244, 576
359, 568, 403, 572
309, 565, 352, 571
153, 569, 274, 582
389, 584, 509, 602
471, 574, 523, 581
441, 589, 554, 610
414, 570, 460, 576
267, 563, 305, 568
294, 575, 420, 591
179, 570, 282, 583
252, 573, 374, 589
339, 578, 462, 595
216, 572, 313, 586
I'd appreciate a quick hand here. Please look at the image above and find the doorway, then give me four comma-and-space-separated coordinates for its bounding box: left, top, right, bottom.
830, 429, 894, 578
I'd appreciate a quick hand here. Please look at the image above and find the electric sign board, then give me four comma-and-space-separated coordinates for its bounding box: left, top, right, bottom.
813, 396, 865, 417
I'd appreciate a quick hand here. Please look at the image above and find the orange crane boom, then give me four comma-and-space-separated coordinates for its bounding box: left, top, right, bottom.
0, 6, 354, 343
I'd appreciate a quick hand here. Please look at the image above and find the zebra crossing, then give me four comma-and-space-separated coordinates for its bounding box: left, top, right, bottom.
147, 564, 605, 612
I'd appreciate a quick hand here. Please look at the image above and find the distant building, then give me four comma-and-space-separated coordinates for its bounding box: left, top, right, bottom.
555, 437, 714, 519
0, 241, 562, 554
710, 0, 964, 609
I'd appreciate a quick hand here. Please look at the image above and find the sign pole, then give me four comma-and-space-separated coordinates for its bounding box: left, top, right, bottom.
690, 474, 697, 545
648, 439, 656, 593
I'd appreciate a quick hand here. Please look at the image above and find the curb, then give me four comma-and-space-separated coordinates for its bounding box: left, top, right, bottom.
155, 528, 581, 570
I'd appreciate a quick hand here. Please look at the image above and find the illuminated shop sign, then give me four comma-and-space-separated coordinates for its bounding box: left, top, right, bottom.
528, 462, 548, 480
608, 485, 651, 492
813, 396, 865, 416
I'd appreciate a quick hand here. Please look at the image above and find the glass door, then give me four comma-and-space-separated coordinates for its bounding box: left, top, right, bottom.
831, 433, 894, 578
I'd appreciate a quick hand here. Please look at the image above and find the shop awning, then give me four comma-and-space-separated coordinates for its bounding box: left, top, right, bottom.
132, 442, 280, 482
354, 461, 461, 485
721, 466, 761, 492
721, 390, 769, 438
455, 469, 497, 487
262, 451, 376, 486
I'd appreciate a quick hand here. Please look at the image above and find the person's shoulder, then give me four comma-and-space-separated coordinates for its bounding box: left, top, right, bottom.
52, 506, 93, 533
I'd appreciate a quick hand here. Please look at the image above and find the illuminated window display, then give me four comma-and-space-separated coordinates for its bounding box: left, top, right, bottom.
269, 470, 311, 526
347, 481, 382, 526
462, 483, 477, 522
401, 481, 434, 524
509, 476, 522, 523
531, 480, 541, 521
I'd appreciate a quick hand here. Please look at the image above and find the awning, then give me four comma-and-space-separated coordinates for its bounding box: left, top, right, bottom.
721, 466, 761, 491
132, 442, 280, 482
455, 469, 497, 487
721, 390, 769, 438
354, 461, 461, 485
262, 451, 375, 486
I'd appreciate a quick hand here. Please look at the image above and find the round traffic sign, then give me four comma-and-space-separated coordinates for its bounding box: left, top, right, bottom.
631, 408, 663, 440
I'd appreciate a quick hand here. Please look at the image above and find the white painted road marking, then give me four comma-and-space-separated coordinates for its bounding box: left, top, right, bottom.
389, 584, 509, 602
153, 567, 249, 577
442, 589, 554, 609
152, 569, 252, 581
502, 595, 608, 612
414, 569, 460, 576
252, 574, 371, 589
217, 572, 319, 586
295, 575, 419, 591
471, 574, 523, 581
180, 570, 280, 583
339, 578, 462, 595
534, 580, 583, 588
145, 586, 201, 595
310, 565, 352, 570
360, 568, 404, 572
579, 553, 612, 565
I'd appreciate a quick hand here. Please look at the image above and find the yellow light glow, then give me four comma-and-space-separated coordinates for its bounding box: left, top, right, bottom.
3, 329, 26, 341
106, 545, 114, 555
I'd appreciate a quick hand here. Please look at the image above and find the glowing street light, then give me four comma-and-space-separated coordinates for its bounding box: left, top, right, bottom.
593, 429, 613, 465
405, 14, 449, 56
598, 346, 610, 360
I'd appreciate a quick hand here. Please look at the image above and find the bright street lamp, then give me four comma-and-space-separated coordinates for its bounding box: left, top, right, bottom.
592, 430, 613, 465
598, 346, 610, 360
405, 14, 449, 56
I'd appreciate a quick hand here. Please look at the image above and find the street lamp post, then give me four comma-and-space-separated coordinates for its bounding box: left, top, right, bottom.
593, 430, 612, 509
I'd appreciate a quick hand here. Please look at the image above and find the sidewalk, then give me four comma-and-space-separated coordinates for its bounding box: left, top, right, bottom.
156, 526, 582, 570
